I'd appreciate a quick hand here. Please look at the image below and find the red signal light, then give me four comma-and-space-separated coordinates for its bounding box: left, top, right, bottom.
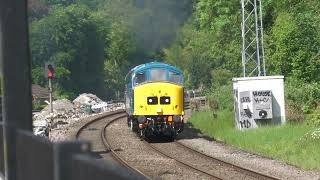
47, 70, 54, 78
47, 64, 54, 79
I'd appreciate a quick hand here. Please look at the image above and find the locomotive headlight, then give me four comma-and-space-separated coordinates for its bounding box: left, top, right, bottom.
160, 96, 171, 104
147, 97, 158, 105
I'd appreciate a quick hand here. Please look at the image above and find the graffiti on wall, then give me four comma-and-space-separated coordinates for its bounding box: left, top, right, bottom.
252, 90, 273, 120
238, 91, 255, 130
237, 90, 273, 130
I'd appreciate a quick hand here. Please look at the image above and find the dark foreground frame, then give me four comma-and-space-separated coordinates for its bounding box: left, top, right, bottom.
0, 1, 143, 180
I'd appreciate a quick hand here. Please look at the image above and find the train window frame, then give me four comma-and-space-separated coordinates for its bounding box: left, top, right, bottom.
169, 71, 183, 85
133, 72, 146, 86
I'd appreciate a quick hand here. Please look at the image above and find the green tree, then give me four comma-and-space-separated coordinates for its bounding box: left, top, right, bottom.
165, 0, 241, 89
266, 4, 320, 82
30, 4, 110, 99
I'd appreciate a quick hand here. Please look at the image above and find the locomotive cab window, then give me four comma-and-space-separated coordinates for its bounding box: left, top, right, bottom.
169, 71, 183, 85
134, 72, 146, 85
150, 68, 167, 81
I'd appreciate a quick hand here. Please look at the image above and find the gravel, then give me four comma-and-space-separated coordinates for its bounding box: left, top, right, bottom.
150, 141, 258, 179
105, 118, 214, 180
46, 101, 320, 180
49, 111, 104, 142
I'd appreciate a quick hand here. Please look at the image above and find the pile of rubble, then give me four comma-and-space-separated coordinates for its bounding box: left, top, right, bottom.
33, 93, 125, 136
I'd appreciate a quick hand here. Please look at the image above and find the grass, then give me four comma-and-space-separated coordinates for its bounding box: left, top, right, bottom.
188, 110, 320, 170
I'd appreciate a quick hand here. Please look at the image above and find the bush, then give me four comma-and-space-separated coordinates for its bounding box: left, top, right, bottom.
285, 102, 305, 123
206, 83, 233, 111
306, 108, 320, 127
32, 100, 47, 111
285, 78, 320, 113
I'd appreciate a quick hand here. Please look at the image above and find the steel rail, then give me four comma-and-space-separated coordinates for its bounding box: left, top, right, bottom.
76, 105, 278, 180
75, 110, 125, 139
101, 116, 152, 180
144, 139, 222, 180
75, 110, 149, 179
175, 141, 280, 180
98, 107, 222, 179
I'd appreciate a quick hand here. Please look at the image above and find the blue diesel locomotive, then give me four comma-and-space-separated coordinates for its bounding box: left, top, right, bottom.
125, 62, 185, 140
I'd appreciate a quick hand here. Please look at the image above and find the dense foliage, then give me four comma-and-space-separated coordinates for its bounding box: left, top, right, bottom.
164, 0, 320, 118
29, 0, 193, 100
29, 0, 319, 118
165, 0, 320, 86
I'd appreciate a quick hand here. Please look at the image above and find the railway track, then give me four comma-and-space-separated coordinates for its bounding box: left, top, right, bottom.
104, 116, 279, 179
75, 111, 149, 180
101, 114, 152, 180
144, 139, 279, 180
75, 110, 280, 179
144, 138, 222, 180
174, 142, 280, 180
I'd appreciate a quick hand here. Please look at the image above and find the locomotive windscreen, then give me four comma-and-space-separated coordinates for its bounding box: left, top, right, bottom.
150, 69, 167, 81
134, 72, 146, 85
169, 71, 183, 85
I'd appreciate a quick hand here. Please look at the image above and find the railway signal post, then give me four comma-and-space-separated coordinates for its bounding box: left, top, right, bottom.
46, 63, 55, 136
46, 63, 55, 115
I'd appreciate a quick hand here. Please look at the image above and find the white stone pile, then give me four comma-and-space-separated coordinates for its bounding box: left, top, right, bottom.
73, 93, 103, 106
33, 93, 125, 136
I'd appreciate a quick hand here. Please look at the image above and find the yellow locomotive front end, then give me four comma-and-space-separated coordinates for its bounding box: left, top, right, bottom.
133, 82, 184, 116
133, 82, 184, 139
126, 62, 185, 140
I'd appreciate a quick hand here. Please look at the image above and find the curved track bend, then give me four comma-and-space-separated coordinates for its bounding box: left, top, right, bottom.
75, 111, 150, 180
75, 110, 280, 180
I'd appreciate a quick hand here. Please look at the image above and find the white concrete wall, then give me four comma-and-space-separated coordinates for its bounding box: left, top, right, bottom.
233, 76, 286, 130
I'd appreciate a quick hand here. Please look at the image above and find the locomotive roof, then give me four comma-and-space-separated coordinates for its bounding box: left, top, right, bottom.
126, 62, 182, 80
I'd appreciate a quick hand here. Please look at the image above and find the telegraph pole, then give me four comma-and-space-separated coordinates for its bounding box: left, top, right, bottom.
241, 0, 266, 77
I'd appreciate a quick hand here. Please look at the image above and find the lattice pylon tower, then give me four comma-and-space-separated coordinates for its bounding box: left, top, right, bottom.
241, 0, 266, 77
